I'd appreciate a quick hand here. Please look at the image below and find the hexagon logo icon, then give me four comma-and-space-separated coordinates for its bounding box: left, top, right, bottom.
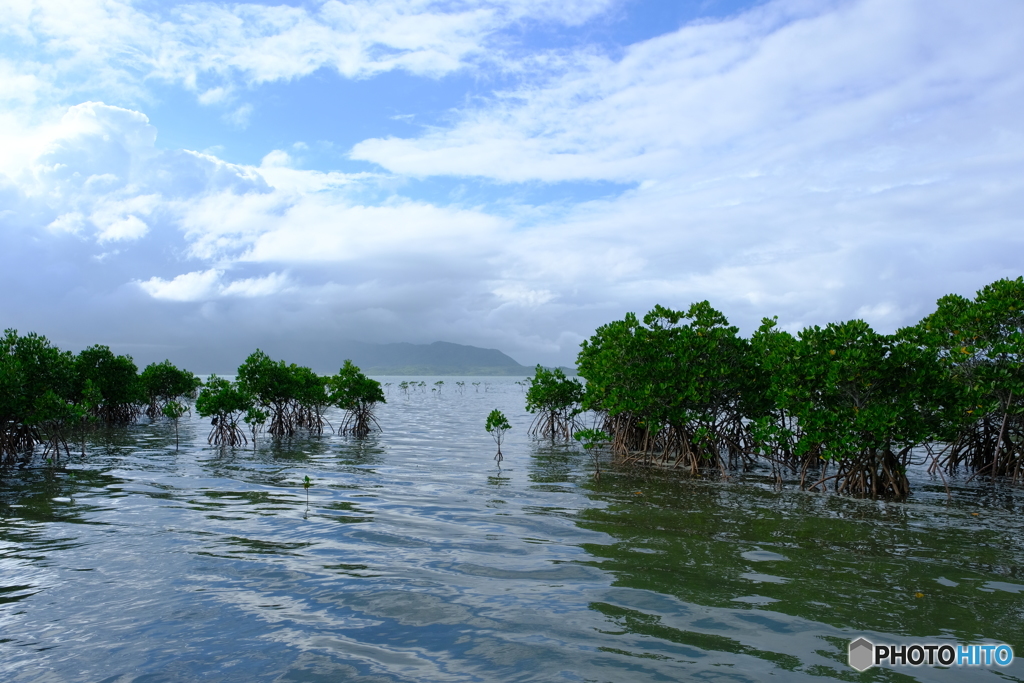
849, 637, 874, 672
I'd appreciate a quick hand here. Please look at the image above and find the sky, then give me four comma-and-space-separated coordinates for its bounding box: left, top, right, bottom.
1, 0, 1022, 372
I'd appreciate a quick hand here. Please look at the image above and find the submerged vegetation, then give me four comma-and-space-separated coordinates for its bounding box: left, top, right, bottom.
3, 277, 1021, 502
1, 330, 199, 465
1, 334, 385, 461
574, 277, 1024, 498
331, 360, 386, 437
197, 352, 386, 445
525, 365, 584, 441
195, 375, 249, 447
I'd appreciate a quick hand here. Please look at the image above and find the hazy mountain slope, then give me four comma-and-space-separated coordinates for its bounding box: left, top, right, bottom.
338, 341, 533, 376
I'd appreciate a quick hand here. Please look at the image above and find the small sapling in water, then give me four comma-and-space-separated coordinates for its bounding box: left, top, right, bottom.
162, 400, 187, 450
574, 429, 610, 479
244, 407, 268, 447
485, 409, 511, 465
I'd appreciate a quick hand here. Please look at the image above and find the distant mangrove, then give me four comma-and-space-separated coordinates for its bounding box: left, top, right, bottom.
0, 334, 385, 464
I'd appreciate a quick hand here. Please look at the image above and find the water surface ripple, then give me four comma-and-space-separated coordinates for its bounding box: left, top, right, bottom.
2, 378, 1022, 682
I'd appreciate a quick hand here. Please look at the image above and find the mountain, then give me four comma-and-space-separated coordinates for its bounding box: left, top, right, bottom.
338, 341, 533, 376
115, 338, 559, 377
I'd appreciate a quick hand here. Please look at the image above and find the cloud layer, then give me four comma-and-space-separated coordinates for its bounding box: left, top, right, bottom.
1, 0, 1022, 370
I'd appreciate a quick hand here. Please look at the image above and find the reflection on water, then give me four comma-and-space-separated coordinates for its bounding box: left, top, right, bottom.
1, 377, 1022, 682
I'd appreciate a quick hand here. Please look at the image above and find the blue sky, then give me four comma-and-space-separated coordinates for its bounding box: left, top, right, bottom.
1, 0, 1022, 371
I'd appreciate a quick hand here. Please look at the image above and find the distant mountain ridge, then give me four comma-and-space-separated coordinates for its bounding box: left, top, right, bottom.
118, 338, 570, 377
338, 341, 535, 376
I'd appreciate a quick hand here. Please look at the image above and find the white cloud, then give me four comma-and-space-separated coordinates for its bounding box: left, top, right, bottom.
46, 211, 84, 234
197, 87, 230, 106
2, 1, 1023, 370
0, 0, 616, 107
352, 0, 1024, 184
137, 269, 223, 301
96, 214, 148, 242
220, 272, 290, 297
136, 269, 291, 301
240, 199, 508, 263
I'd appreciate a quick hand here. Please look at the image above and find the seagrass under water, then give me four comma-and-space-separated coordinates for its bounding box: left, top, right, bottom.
1, 378, 1022, 682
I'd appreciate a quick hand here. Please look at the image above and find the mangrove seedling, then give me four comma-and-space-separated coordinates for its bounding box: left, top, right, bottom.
75, 379, 103, 456
303, 474, 312, 506
162, 400, 187, 450
244, 407, 268, 446
485, 409, 511, 464
575, 428, 610, 479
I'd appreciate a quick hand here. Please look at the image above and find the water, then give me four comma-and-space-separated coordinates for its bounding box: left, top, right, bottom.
2, 377, 1022, 682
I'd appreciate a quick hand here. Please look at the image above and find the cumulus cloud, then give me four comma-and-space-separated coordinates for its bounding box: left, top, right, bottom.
1, 0, 1023, 370
96, 214, 148, 242
220, 272, 290, 298
137, 269, 224, 301
137, 269, 291, 300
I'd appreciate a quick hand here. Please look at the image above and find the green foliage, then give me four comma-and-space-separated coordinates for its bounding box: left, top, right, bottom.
575, 284, 1024, 497
293, 364, 331, 435
525, 365, 584, 440
162, 399, 187, 450
780, 321, 947, 497
330, 360, 385, 437
237, 350, 299, 437
577, 301, 764, 473
236, 351, 340, 438
919, 276, 1024, 478
244, 407, 268, 443
195, 375, 249, 447
140, 360, 200, 418
161, 400, 187, 421
574, 428, 609, 450
574, 428, 610, 478
485, 409, 511, 462
73, 379, 103, 455
1, 329, 78, 463
195, 376, 249, 418
303, 474, 312, 507
75, 345, 142, 425
485, 408, 511, 434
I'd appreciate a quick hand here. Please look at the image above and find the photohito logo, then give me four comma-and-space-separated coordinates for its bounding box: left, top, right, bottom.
848, 637, 1014, 672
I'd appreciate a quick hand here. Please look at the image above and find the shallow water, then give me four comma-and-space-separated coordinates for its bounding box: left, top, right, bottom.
2, 377, 1022, 682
